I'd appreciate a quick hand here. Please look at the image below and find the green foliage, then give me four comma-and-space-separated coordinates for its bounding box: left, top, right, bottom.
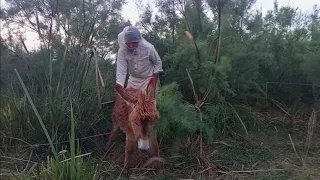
156, 82, 199, 144
156, 82, 256, 150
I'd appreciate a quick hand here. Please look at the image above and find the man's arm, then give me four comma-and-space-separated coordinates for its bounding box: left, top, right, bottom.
149, 45, 163, 74
149, 45, 163, 87
116, 49, 127, 87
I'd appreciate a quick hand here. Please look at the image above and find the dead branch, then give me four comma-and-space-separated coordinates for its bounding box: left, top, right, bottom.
218, 168, 285, 174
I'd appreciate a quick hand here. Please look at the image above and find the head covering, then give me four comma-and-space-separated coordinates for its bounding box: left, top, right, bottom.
124, 27, 142, 43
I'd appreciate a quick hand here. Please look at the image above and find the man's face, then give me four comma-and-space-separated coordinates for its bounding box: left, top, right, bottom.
125, 41, 139, 50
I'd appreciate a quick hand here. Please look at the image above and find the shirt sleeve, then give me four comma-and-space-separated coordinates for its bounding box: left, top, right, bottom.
116, 49, 127, 87
149, 45, 163, 74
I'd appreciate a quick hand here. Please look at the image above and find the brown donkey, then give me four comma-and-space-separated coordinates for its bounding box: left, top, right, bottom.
105, 81, 161, 175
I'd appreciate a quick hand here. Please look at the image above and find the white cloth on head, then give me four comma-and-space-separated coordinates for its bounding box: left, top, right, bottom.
116, 26, 163, 92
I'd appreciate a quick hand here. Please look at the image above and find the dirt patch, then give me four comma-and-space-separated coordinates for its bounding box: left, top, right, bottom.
99, 140, 230, 179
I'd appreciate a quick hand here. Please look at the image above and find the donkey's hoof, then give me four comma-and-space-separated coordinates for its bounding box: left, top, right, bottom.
141, 157, 166, 170
153, 160, 166, 171
122, 167, 130, 178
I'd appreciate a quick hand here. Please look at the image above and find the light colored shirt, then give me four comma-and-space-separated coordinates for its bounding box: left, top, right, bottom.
116, 40, 163, 91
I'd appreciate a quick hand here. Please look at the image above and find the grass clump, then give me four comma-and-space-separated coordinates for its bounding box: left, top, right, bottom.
5, 98, 102, 180
254, 171, 288, 180
212, 138, 271, 170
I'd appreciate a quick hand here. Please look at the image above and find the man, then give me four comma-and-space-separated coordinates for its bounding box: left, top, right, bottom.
115, 26, 163, 94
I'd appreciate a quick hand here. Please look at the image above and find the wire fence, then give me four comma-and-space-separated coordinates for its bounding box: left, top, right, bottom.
265, 81, 320, 103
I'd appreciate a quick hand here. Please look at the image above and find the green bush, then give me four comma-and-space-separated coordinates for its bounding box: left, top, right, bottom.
156, 82, 200, 145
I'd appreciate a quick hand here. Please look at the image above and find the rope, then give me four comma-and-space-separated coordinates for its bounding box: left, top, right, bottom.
1, 132, 111, 148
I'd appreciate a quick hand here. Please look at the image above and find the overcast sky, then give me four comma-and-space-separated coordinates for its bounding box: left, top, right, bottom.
1, 0, 319, 50
122, 0, 319, 24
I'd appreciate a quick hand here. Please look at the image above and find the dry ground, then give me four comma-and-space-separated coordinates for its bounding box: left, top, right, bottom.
96, 108, 320, 180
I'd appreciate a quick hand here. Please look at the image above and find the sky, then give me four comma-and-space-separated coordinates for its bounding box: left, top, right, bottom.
1, 0, 319, 50
121, 0, 319, 24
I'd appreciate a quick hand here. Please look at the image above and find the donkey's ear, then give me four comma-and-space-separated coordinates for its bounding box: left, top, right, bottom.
114, 84, 137, 105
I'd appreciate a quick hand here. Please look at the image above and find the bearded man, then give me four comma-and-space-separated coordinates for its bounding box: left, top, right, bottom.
115, 26, 163, 94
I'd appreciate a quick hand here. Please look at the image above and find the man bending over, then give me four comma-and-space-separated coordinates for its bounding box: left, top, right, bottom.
115, 26, 163, 93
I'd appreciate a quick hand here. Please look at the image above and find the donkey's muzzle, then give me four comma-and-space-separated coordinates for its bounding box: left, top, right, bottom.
139, 149, 148, 153
138, 139, 150, 152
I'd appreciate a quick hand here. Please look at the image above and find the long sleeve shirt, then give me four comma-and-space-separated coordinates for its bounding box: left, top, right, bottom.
116, 40, 163, 88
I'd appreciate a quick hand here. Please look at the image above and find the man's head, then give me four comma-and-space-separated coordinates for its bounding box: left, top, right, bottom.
124, 27, 141, 50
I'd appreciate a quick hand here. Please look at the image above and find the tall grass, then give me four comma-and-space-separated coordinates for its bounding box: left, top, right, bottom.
15, 69, 58, 159
32, 98, 99, 180
3, 93, 101, 179
0, 18, 117, 145
0, 8, 115, 178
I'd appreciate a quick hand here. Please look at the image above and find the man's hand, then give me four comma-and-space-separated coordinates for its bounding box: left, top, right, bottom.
114, 83, 123, 89
151, 73, 159, 88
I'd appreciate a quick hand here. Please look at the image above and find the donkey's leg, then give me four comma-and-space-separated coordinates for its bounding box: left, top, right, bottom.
123, 133, 136, 176
150, 132, 160, 157
145, 132, 164, 171
105, 123, 119, 151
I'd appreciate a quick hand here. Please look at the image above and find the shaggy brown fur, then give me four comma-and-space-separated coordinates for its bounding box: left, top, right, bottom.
105, 81, 161, 176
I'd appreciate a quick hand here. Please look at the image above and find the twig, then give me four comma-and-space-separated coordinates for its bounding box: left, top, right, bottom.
97, 63, 105, 88
218, 169, 285, 174
211, 141, 233, 147
130, 168, 155, 171
21, 150, 34, 174
288, 134, 298, 157
186, 69, 199, 104
228, 103, 249, 137
215, 0, 221, 64
184, 31, 201, 68
266, 82, 320, 86
1, 132, 111, 148
59, 152, 92, 163
101, 101, 114, 105
0, 156, 38, 164
305, 109, 317, 156
198, 167, 212, 174
95, 49, 102, 109
3, 137, 33, 148
186, 69, 202, 157
117, 161, 128, 180
100, 142, 115, 161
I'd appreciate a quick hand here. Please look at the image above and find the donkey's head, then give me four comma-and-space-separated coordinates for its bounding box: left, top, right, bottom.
114, 82, 159, 152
